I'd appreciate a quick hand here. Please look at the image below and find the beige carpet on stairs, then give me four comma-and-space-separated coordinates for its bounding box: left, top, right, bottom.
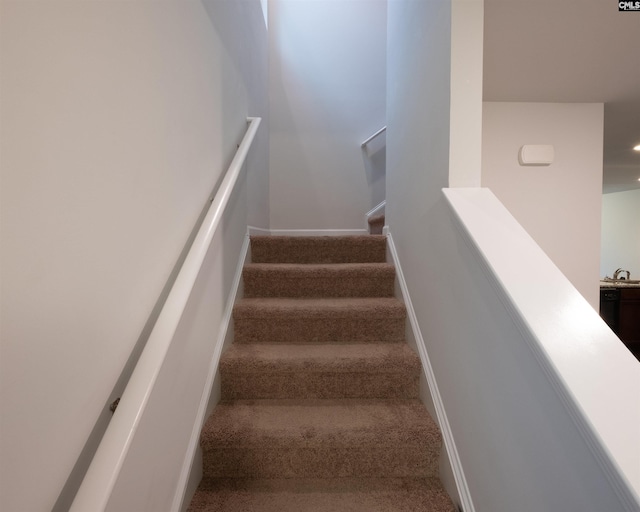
188, 235, 456, 512
368, 214, 385, 235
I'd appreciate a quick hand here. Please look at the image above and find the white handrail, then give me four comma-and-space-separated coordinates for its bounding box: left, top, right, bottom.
360, 125, 387, 148
69, 117, 261, 512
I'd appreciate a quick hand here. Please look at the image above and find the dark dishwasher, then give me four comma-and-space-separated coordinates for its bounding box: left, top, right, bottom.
599, 288, 620, 333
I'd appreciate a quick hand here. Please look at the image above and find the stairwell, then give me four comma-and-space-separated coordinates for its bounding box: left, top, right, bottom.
188, 235, 456, 511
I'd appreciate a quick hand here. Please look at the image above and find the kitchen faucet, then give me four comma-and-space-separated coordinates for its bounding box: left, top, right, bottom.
613, 268, 630, 280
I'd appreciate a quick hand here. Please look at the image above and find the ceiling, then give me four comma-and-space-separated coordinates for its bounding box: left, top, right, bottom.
483, 0, 640, 194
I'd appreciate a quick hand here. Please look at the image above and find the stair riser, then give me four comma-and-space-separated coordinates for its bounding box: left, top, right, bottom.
220, 371, 420, 400
233, 317, 405, 343
202, 446, 439, 479
369, 224, 384, 235
368, 216, 385, 235
189, 478, 456, 512
244, 275, 395, 298
251, 237, 387, 264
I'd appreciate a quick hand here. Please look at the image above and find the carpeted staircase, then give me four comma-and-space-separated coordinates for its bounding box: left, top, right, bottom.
368, 214, 385, 235
188, 235, 456, 511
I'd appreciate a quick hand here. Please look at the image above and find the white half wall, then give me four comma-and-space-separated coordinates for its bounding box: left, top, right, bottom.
387, 0, 638, 508
268, 0, 387, 229
0, 2, 268, 511
601, 189, 640, 279
481, 102, 604, 308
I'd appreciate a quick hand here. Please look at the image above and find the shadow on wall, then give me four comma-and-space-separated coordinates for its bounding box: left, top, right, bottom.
201, 0, 270, 229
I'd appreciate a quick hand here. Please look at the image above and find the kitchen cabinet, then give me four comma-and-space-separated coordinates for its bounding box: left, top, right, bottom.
618, 288, 640, 359
600, 287, 640, 360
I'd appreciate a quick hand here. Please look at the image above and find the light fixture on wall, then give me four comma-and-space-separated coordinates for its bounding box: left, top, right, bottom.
518, 145, 555, 166
633, 144, 640, 151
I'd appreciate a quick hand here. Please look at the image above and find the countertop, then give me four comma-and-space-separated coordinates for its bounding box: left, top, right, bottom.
600, 279, 640, 288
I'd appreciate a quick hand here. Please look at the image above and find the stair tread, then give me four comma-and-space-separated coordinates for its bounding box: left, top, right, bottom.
250, 235, 387, 263
189, 477, 457, 512
221, 342, 420, 373
201, 399, 440, 448
243, 263, 395, 298
252, 235, 386, 242
244, 262, 395, 273
234, 297, 406, 318
233, 297, 406, 342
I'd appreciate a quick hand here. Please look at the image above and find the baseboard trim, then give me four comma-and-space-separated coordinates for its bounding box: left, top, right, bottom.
386, 231, 475, 512
172, 233, 251, 512
246, 226, 271, 235
248, 226, 369, 236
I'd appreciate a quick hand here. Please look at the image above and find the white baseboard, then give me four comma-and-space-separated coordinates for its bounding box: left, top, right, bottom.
386, 231, 475, 512
172, 233, 251, 512
248, 226, 368, 236
246, 226, 271, 235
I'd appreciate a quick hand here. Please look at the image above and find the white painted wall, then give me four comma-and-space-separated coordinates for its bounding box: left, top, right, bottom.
386, 0, 452, 216
0, 2, 268, 511
201, 0, 270, 229
481, 102, 604, 308
268, 0, 387, 230
386, 0, 456, 502
601, 189, 640, 278
387, 0, 636, 509
449, 0, 483, 187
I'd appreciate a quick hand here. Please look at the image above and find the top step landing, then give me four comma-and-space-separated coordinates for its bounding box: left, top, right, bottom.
251, 236, 387, 264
